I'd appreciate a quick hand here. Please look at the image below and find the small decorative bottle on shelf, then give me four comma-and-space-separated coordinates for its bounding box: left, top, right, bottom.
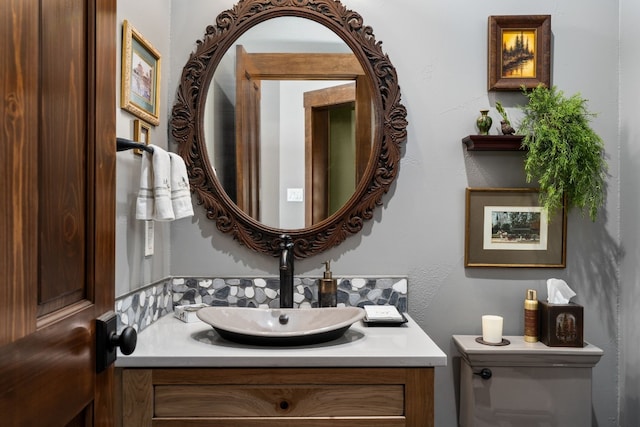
524, 289, 539, 343
476, 110, 492, 135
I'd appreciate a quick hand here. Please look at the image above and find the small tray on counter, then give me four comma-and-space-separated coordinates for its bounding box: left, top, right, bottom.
363, 313, 408, 327
362, 305, 408, 327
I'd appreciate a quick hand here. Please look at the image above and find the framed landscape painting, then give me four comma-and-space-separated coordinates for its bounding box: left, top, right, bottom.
488, 15, 551, 91
465, 188, 566, 267
121, 20, 161, 125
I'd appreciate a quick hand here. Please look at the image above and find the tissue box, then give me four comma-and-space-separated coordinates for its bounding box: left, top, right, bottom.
174, 303, 207, 323
539, 301, 583, 347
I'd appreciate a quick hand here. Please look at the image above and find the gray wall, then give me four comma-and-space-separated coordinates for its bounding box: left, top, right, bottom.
115, 0, 635, 425
115, 0, 172, 297
620, 0, 640, 424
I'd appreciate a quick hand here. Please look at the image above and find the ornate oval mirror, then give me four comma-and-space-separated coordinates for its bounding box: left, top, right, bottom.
171, 0, 407, 259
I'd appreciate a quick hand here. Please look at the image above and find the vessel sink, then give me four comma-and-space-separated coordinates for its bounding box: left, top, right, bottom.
196, 306, 365, 346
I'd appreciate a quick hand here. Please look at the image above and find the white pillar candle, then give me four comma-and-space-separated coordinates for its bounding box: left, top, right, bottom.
482, 315, 503, 344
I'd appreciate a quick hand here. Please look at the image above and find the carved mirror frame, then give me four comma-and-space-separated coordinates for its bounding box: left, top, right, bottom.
170, 0, 407, 259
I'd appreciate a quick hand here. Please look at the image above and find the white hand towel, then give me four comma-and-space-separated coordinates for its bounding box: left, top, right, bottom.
135, 150, 154, 220
168, 152, 194, 219
151, 145, 175, 221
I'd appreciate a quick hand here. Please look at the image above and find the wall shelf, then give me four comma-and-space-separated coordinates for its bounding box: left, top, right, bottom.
462, 135, 525, 151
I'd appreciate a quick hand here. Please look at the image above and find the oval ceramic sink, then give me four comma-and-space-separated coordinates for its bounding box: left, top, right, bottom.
196, 306, 365, 346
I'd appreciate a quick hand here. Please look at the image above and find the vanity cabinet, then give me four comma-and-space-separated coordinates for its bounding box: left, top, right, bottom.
117, 367, 434, 427
114, 312, 446, 426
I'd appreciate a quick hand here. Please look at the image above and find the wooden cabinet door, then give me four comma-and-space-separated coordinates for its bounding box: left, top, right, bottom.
0, 0, 116, 425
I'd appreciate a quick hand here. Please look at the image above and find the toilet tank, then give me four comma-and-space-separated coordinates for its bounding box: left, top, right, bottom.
453, 335, 603, 427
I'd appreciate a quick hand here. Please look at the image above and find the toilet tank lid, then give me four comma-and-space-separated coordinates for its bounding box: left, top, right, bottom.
452, 335, 603, 368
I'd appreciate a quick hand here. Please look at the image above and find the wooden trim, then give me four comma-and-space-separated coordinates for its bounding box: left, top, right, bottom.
94, 0, 117, 310
245, 52, 363, 80
152, 367, 409, 384
235, 46, 261, 217
114, 368, 123, 427
36, 300, 93, 329
304, 84, 355, 225
405, 367, 435, 427
462, 135, 525, 151
307, 106, 329, 225
153, 419, 406, 427
304, 83, 356, 109
122, 369, 153, 427
354, 75, 372, 181
0, 0, 39, 344
94, 0, 117, 425
302, 80, 372, 226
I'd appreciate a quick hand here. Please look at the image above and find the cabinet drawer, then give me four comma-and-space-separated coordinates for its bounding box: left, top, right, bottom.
154, 384, 404, 417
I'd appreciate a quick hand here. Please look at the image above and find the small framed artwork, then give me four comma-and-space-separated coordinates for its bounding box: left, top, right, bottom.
133, 119, 151, 155
121, 20, 161, 126
465, 188, 566, 268
487, 15, 551, 91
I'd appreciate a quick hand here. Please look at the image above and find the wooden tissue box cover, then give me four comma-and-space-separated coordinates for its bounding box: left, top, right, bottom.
540, 301, 584, 347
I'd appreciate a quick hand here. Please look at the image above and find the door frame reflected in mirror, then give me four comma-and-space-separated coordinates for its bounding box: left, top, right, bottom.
234, 48, 369, 229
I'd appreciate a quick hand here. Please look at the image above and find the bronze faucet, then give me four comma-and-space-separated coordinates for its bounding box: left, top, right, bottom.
279, 234, 294, 308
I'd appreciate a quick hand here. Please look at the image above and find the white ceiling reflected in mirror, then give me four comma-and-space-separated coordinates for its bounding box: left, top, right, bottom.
171, 0, 407, 258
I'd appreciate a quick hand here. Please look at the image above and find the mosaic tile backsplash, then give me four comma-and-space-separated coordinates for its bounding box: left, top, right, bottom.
116, 276, 407, 333
115, 279, 173, 333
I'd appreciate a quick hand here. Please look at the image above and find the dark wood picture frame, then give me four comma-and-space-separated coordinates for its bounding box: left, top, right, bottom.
488, 15, 551, 91
465, 188, 566, 268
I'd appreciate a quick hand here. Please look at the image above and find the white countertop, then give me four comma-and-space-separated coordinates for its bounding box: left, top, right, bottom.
116, 313, 447, 368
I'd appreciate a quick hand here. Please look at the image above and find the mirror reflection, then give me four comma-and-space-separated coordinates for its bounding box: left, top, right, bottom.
203, 17, 373, 229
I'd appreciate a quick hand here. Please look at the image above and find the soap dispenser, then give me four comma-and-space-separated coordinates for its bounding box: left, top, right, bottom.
318, 261, 337, 307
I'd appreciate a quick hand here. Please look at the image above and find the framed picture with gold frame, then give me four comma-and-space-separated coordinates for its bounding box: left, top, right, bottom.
133, 119, 151, 155
488, 15, 551, 91
465, 188, 566, 268
121, 20, 161, 125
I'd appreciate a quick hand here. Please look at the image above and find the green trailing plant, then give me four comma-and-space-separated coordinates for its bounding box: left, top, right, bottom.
517, 84, 607, 221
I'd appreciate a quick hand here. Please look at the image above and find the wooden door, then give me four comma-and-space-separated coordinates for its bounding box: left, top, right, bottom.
235, 45, 262, 219
303, 81, 372, 226
0, 0, 117, 425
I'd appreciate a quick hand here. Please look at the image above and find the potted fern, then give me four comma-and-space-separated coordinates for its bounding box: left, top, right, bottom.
517, 84, 607, 221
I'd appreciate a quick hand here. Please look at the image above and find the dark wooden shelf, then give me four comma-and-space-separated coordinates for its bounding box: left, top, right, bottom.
462, 135, 525, 151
